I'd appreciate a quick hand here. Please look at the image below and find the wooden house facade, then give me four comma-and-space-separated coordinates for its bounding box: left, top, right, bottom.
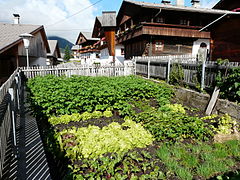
75, 32, 100, 55
92, 12, 125, 65
0, 23, 50, 85
210, 0, 240, 61
116, 0, 238, 59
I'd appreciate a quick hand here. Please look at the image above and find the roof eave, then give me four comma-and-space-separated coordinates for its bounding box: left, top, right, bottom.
0, 25, 50, 54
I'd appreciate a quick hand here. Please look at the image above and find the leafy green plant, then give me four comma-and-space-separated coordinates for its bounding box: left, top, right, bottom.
103, 110, 113, 118
202, 114, 237, 135
66, 150, 165, 179
48, 110, 113, 126
215, 59, 240, 102
169, 63, 184, 86
27, 75, 173, 117
57, 119, 153, 160
133, 104, 212, 142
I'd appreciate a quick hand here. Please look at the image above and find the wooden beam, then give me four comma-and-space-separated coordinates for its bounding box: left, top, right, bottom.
104, 30, 115, 56
143, 26, 210, 38
205, 86, 220, 115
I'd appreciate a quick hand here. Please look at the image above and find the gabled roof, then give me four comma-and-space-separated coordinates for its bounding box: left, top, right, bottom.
47, 40, 61, 58
117, 0, 240, 24
123, 0, 239, 14
0, 23, 50, 54
92, 16, 104, 38
213, 0, 239, 10
96, 16, 102, 25
75, 32, 99, 45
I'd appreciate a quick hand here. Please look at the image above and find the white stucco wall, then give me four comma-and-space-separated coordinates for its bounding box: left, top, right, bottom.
192, 39, 210, 56
97, 45, 124, 66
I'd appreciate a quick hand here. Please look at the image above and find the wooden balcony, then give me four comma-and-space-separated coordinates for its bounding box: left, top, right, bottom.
117, 22, 210, 43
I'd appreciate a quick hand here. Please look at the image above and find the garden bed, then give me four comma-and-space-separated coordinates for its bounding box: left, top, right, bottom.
27, 75, 240, 179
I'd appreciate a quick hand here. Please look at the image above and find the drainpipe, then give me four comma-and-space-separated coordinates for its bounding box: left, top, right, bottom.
199, 13, 229, 32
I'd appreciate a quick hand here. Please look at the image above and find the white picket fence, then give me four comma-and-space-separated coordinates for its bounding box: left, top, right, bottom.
134, 55, 240, 89
21, 64, 135, 79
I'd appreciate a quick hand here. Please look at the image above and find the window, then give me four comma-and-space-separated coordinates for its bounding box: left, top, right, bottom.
156, 17, 165, 23
180, 19, 190, 26
155, 41, 164, 51
121, 48, 125, 55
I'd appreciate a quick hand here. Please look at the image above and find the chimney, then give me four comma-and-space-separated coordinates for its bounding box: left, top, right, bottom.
161, 0, 171, 5
191, 0, 200, 8
13, 14, 20, 24
176, 0, 184, 6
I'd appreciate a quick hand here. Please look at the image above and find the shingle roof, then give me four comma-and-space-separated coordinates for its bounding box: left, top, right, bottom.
47, 40, 58, 56
0, 23, 44, 54
81, 32, 99, 41
123, 0, 240, 14
96, 16, 102, 24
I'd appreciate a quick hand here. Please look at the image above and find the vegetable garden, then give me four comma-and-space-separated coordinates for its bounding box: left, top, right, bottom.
27, 75, 240, 180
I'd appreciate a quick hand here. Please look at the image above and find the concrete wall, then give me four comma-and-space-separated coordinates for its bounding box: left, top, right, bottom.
174, 87, 240, 120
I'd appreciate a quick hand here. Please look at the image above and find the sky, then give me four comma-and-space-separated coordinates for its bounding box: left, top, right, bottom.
0, 0, 220, 43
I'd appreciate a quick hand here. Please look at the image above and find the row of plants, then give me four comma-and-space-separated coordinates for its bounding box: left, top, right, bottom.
49, 110, 113, 126
27, 75, 172, 117
26, 75, 240, 179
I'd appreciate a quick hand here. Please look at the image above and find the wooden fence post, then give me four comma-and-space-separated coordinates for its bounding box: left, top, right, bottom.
198, 48, 208, 91
167, 57, 171, 83
8, 88, 17, 147
201, 60, 206, 91
147, 59, 150, 79
15, 76, 20, 111
134, 57, 137, 75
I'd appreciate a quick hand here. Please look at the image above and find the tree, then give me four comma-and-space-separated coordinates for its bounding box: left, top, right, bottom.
63, 45, 72, 61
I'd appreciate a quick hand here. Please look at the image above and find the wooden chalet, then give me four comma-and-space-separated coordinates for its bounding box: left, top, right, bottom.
209, 0, 240, 61
92, 14, 115, 55
92, 12, 125, 65
116, 0, 239, 59
0, 19, 50, 85
75, 32, 99, 55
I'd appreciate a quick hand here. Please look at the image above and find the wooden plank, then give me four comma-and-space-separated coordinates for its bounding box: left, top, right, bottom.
206, 86, 220, 115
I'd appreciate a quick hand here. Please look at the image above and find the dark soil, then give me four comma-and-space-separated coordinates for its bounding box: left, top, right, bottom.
54, 113, 124, 131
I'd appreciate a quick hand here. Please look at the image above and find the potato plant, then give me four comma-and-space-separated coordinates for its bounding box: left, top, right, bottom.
27, 75, 173, 117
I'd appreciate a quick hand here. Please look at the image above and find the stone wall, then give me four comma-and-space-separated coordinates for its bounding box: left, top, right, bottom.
213, 99, 240, 120
174, 87, 240, 120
